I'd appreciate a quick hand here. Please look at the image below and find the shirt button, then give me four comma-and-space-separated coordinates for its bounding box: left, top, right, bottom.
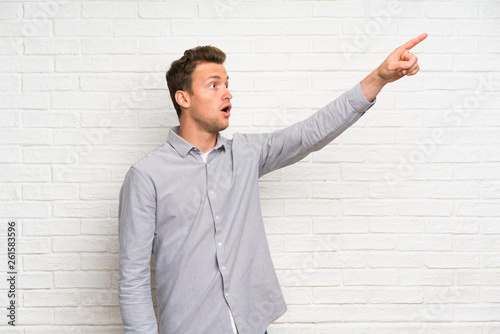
209, 190, 214, 195
215, 216, 220, 220
221, 266, 226, 271
225, 293, 229, 297
218, 242, 222, 247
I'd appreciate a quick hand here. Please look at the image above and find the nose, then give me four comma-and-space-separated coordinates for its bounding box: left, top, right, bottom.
223, 86, 232, 101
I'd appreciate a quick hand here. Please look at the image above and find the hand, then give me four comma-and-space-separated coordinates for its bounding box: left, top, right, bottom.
360, 33, 428, 102
376, 33, 428, 83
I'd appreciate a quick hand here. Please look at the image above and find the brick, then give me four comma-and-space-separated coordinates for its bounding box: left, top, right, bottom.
0, 128, 52, 145
0, 201, 50, 218
288, 54, 341, 71
80, 147, 149, 165
18, 236, 51, 254
51, 92, 109, 110
370, 288, 423, 303
228, 21, 282, 36
0, 165, 51, 182
342, 199, 396, 216
81, 290, 119, 306
313, 252, 366, 269
455, 236, 500, 251
456, 270, 500, 286
0, 74, 19, 91
259, 182, 309, 199
17, 272, 51, 289
23, 38, 80, 55
52, 166, 109, 183
482, 288, 500, 302
23, 2, 79, 19
201, 2, 253, 19
281, 287, 311, 305
52, 129, 110, 145
171, 20, 225, 37
55, 272, 111, 288
139, 2, 197, 18
482, 218, 500, 234
110, 129, 167, 145
284, 199, 339, 217
343, 270, 398, 286
313, 287, 367, 304
424, 2, 477, 19
313, 2, 365, 18
457, 201, 500, 217
285, 19, 340, 36
256, 2, 311, 18
257, 37, 310, 54
370, 252, 421, 268
55, 56, 111, 72
22, 111, 77, 127
22, 219, 80, 236
424, 182, 479, 199
82, 38, 139, 54
54, 307, 122, 325
272, 252, 312, 270
284, 235, 339, 252
398, 235, 452, 251
286, 305, 341, 322
425, 218, 479, 234
0, 21, 51, 37
368, 182, 425, 199
482, 183, 500, 199
0, 93, 49, 108
424, 253, 479, 269
398, 201, 453, 217
23, 254, 79, 271
54, 20, 111, 36
81, 219, 118, 235
284, 269, 340, 287
23, 183, 76, 201
0, 56, 54, 73
455, 306, 500, 321
53, 201, 109, 218
0, 147, 19, 163
23, 146, 79, 164
0, 3, 21, 19
313, 217, 368, 234
226, 54, 286, 72
341, 165, 397, 181
114, 20, 169, 36
82, 2, 137, 18
79, 184, 120, 200
53, 237, 108, 252
82, 254, 118, 270
22, 74, 78, 91
24, 291, 79, 307
424, 287, 479, 303
400, 270, 453, 286
13, 307, 53, 324
0, 183, 16, 200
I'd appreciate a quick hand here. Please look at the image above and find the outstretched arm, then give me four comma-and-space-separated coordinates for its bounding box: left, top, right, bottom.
360, 33, 428, 102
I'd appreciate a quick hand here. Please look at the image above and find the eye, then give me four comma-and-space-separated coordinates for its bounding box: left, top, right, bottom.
209, 83, 216, 89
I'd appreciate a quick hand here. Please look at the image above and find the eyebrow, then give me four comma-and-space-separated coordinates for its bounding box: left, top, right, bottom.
206, 75, 229, 81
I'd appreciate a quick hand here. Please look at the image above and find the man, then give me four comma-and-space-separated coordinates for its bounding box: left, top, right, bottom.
119, 33, 428, 334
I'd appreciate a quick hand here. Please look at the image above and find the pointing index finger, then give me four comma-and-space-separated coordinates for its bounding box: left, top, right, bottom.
401, 33, 428, 51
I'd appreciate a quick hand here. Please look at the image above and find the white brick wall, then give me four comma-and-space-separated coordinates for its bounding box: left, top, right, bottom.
1, 0, 499, 332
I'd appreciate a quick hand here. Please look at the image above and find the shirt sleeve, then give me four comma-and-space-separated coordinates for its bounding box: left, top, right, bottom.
257, 82, 375, 177
118, 167, 159, 333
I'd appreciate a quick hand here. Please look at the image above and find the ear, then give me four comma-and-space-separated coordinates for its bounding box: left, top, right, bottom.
175, 90, 190, 109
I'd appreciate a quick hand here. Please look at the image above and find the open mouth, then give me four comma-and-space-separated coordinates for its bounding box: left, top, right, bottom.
221, 105, 232, 115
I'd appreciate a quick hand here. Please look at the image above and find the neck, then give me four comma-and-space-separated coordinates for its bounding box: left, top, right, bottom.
178, 122, 218, 153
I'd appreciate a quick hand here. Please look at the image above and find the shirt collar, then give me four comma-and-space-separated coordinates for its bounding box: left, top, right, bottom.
167, 126, 228, 158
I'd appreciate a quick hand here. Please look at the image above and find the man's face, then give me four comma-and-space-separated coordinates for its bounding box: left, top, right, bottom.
184, 62, 232, 134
